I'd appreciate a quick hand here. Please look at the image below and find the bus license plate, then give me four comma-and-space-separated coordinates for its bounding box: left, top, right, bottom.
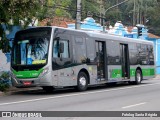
23, 81, 31, 85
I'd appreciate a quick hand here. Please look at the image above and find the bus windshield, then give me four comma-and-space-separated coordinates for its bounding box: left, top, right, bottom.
11, 27, 51, 70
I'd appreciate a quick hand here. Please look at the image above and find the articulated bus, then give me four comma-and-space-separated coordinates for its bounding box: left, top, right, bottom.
11, 27, 155, 92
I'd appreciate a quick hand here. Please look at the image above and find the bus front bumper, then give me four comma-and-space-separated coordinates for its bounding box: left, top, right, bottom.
11, 72, 54, 88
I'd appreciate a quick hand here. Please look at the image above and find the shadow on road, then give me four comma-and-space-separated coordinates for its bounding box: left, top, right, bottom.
9, 82, 150, 96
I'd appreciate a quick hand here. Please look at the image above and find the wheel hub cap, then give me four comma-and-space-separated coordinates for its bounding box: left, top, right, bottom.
79, 77, 86, 86
137, 73, 141, 82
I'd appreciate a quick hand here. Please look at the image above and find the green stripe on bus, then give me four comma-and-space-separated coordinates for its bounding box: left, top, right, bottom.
130, 69, 136, 77
111, 69, 122, 78
142, 68, 155, 76
111, 68, 155, 78
13, 69, 43, 78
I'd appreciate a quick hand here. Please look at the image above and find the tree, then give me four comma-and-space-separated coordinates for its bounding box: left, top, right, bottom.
124, 0, 160, 35
0, 0, 41, 53
1, 0, 160, 48
146, 4, 160, 35
124, 0, 157, 25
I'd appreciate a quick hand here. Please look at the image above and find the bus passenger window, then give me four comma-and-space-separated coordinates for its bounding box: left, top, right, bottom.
60, 41, 69, 58
53, 39, 70, 59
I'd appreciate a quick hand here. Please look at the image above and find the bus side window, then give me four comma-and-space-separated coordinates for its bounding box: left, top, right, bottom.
60, 40, 70, 58
53, 38, 70, 59
53, 40, 59, 58
149, 45, 154, 65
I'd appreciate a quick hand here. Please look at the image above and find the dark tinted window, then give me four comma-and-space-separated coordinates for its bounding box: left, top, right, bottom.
73, 36, 87, 63
11, 27, 51, 71
137, 44, 154, 65
107, 40, 121, 65
53, 39, 70, 58
52, 36, 71, 70
129, 43, 138, 65
148, 45, 154, 65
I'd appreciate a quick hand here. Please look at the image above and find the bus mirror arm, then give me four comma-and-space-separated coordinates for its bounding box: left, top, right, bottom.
60, 55, 63, 61
59, 43, 64, 53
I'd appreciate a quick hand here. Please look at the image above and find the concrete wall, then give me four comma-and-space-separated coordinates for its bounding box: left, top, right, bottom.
0, 25, 21, 72
0, 50, 10, 71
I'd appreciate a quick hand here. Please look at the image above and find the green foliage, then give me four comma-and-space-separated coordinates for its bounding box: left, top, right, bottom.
0, 0, 40, 26
0, 24, 10, 53
1, 0, 160, 42
0, 72, 11, 92
99, 0, 160, 34
0, 83, 9, 92
44, 0, 160, 35
106, 10, 122, 25
0, 0, 41, 53
1, 72, 10, 80
42, 0, 72, 19
146, 5, 160, 35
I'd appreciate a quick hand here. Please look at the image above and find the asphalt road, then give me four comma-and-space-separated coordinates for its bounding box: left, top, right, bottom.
0, 78, 160, 120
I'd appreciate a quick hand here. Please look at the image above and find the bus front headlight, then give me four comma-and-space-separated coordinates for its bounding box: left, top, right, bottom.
10, 68, 16, 78
39, 67, 49, 77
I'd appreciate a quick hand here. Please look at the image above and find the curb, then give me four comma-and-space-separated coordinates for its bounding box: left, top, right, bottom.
0, 91, 4, 96
152, 75, 160, 80
0, 87, 42, 96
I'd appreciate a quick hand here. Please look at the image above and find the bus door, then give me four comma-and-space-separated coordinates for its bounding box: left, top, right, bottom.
120, 44, 130, 79
96, 41, 106, 80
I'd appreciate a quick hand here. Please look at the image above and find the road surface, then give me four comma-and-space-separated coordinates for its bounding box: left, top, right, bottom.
0, 78, 160, 120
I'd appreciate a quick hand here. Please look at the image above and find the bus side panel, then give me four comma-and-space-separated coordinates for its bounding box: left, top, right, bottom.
56, 67, 77, 87
141, 65, 155, 80
128, 42, 139, 81
51, 30, 95, 87
107, 65, 122, 82
129, 42, 155, 81
106, 40, 122, 82
85, 37, 98, 85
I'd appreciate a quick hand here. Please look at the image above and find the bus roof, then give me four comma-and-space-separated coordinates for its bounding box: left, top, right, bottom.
26, 26, 153, 45
86, 31, 153, 45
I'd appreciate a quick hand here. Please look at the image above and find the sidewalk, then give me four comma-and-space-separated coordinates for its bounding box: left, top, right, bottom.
151, 75, 160, 80
0, 87, 41, 96
0, 91, 4, 96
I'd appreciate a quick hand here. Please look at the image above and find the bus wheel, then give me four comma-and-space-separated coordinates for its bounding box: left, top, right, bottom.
42, 86, 54, 93
135, 70, 142, 84
77, 72, 88, 91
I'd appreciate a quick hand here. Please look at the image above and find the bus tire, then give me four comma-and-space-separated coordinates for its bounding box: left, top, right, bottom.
77, 72, 88, 91
42, 86, 54, 93
135, 70, 142, 84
